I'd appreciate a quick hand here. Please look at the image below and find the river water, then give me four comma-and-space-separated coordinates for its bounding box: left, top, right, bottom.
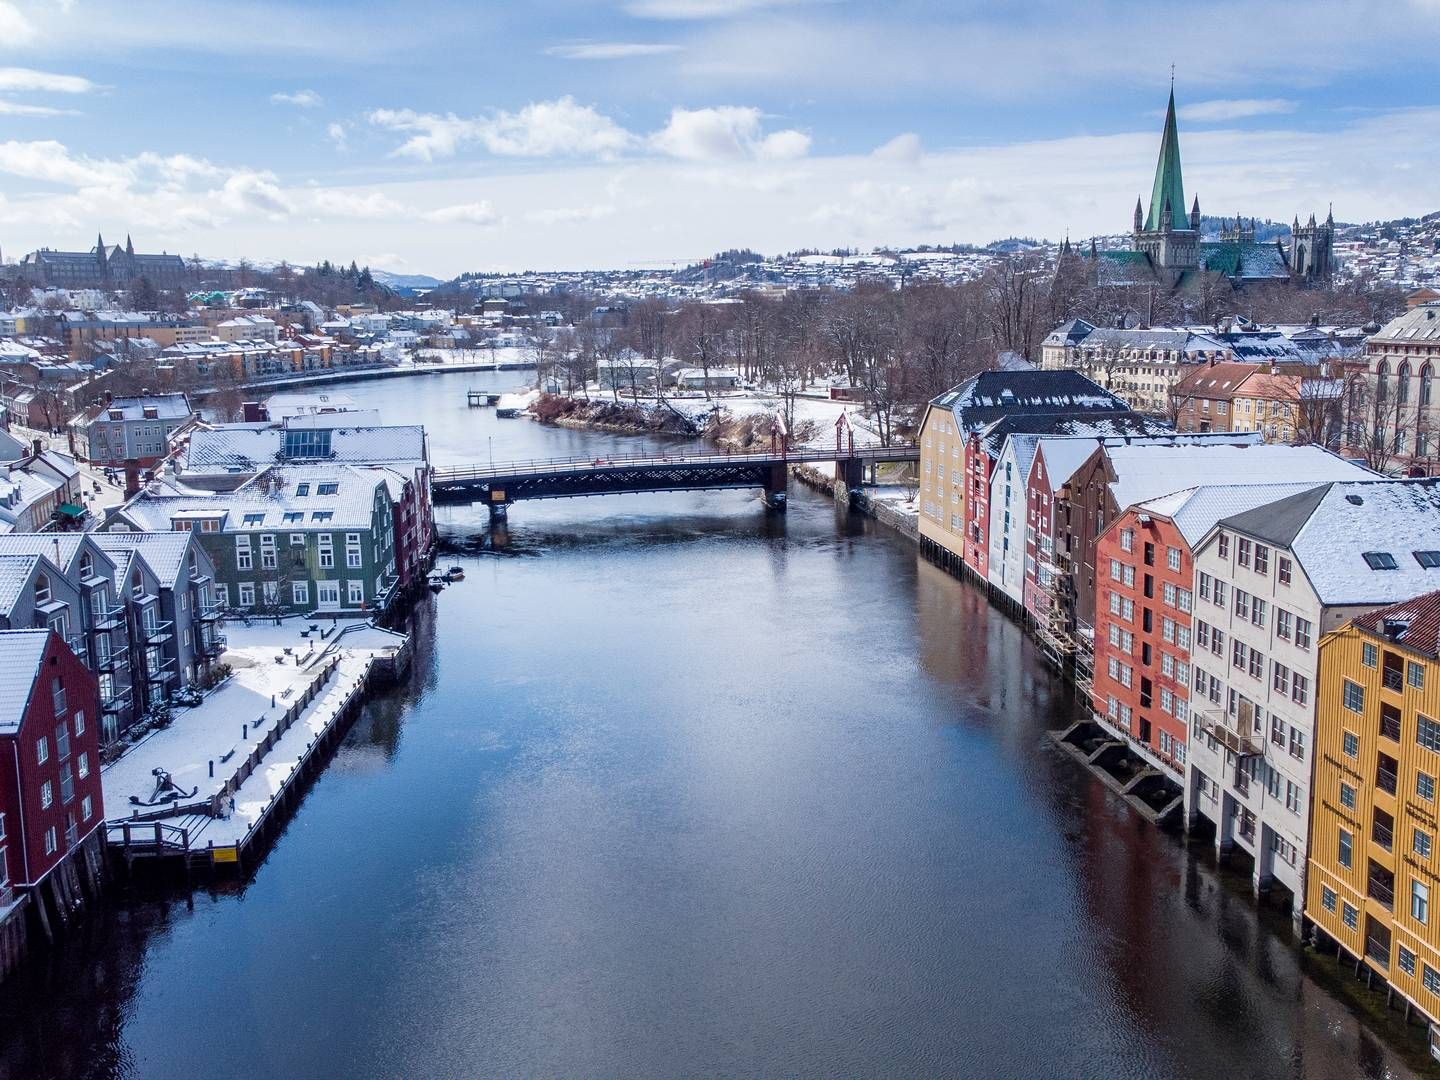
0, 369, 1427, 1079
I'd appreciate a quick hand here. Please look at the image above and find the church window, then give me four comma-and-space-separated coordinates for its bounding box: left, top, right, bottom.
1399, 362, 1411, 405
1422, 364, 1434, 408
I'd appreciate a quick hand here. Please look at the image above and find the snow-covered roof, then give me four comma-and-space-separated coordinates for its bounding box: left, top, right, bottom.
1135, 483, 1342, 546
183, 423, 426, 477
91, 532, 196, 587
1220, 480, 1440, 605
0, 629, 51, 735
1107, 443, 1372, 515
1370, 304, 1440, 345
931, 370, 1128, 431
91, 393, 192, 422
0, 554, 42, 614
117, 464, 389, 532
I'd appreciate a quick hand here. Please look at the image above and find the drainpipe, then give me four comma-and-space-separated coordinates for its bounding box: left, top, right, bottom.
7, 739, 31, 887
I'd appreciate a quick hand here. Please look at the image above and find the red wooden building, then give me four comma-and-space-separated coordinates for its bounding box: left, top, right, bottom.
0, 630, 104, 919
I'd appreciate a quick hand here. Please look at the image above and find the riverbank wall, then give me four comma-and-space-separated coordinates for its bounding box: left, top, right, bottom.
192, 359, 538, 400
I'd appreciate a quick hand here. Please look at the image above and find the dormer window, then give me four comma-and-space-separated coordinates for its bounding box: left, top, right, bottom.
317, 482, 339, 496
142, 406, 158, 420
79, 553, 93, 578
131, 570, 143, 598
1363, 551, 1399, 571
294, 483, 310, 497
1415, 551, 1440, 569
242, 512, 265, 525
34, 572, 50, 604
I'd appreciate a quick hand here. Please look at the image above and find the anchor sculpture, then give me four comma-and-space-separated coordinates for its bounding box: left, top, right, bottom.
128, 766, 199, 807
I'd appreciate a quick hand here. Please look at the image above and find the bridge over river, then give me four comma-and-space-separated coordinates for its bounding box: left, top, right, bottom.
431, 444, 919, 517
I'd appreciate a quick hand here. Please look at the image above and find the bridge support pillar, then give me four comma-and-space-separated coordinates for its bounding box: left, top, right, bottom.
761, 463, 788, 511
835, 458, 864, 505
487, 499, 509, 525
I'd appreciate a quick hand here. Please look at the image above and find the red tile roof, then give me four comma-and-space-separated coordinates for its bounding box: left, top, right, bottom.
1353, 589, 1440, 660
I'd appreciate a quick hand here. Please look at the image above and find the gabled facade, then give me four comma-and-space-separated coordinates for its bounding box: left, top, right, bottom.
0, 630, 103, 895
1308, 591, 1440, 1028
1185, 479, 1440, 927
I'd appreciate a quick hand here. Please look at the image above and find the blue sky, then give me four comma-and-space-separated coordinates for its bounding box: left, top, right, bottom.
0, 0, 1436, 276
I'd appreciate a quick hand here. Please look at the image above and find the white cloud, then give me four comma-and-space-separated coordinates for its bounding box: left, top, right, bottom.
0, 100, 76, 117
624, 0, 818, 19
0, 3, 37, 47
1176, 98, 1298, 122
544, 42, 682, 60
872, 132, 922, 163
525, 204, 617, 225
650, 106, 808, 161
326, 121, 349, 150
0, 67, 97, 94
309, 189, 410, 219
218, 171, 293, 220
270, 89, 324, 108
425, 201, 500, 226
0, 139, 125, 187
370, 97, 633, 161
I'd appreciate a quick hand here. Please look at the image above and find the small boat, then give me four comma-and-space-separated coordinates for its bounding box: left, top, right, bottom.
427, 572, 447, 592
446, 565, 466, 581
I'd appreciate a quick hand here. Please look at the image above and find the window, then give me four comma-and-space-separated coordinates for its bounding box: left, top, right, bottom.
1410, 662, 1426, 690
43, 827, 56, 856
1362, 642, 1378, 668
1285, 780, 1301, 813
1234, 589, 1250, 621
1278, 556, 1293, 585
78, 751, 89, 779
1198, 571, 1212, 601
1254, 545, 1269, 574
1339, 829, 1354, 868
318, 536, 334, 569
1162, 617, 1175, 644
1417, 829, 1433, 859
1177, 589, 1192, 614
261, 535, 277, 569
1218, 532, 1229, 559
317, 482, 339, 496
241, 512, 265, 526
1414, 880, 1430, 925
1343, 680, 1366, 713
292, 582, 309, 606
1232, 639, 1247, 670
1251, 598, 1266, 628
1343, 731, 1359, 758
1123, 566, 1135, 587
291, 532, 305, 547
36, 736, 48, 765
346, 533, 363, 570
214, 583, 229, 608
282, 512, 303, 524
295, 482, 310, 497
347, 580, 364, 605
1421, 772, 1437, 801
40, 779, 53, 810
1292, 673, 1309, 706
1248, 648, 1264, 680
1109, 592, 1121, 615
1237, 537, 1251, 567
311, 511, 334, 523
1295, 618, 1312, 650
1163, 583, 1177, 607
1415, 550, 1440, 569
1419, 714, 1440, 753
1340, 782, 1357, 810
1213, 580, 1227, 609
74, 711, 84, 738
1322, 886, 1337, 913
1167, 547, 1181, 572
1400, 946, 1417, 976
81, 794, 92, 822
1363, 551, 1399, 570
1289, 726, 1306, 760
237, 582, 256, 608
1428, 966, 1440, 996
1120, 529, 1134, 553
235, 535, 252, 570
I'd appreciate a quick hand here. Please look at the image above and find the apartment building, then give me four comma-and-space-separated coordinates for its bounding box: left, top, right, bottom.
917, 370, 1130, 578
68, 394, 195, 468
1308, 590, 1440, 1027
1186, 479, 1440, 927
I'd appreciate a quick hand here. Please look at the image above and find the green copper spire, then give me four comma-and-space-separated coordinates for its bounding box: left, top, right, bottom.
1144, 88, 1188, 232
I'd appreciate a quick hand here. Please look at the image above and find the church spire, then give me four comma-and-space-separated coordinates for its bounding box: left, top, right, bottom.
1134, 196, 1143, 232
1144, 87, 1188, 232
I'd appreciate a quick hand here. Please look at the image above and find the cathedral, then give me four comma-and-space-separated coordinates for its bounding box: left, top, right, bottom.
1080, 90, 1334, 290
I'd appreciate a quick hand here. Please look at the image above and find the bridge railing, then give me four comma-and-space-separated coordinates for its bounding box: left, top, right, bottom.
432, 444, 917, 484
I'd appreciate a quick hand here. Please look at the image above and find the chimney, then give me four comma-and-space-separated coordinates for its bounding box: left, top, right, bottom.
1310, 312, 1320, 328
123, 458, 141, 498
30, 438, 41, 456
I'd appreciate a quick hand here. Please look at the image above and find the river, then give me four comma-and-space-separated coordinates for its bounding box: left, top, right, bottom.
0, 369, 1427, 1079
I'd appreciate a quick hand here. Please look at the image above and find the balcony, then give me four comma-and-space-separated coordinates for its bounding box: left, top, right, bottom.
1200, 710, 1263, 757
100, 684, 133, 713
91, 605, 125, 631
140, 619, 174, 645
1373, 817, 1394, 854
200, 631, 228, 657
1366, 934, 1391, 969
1377, 753, 1400, 797
1383, 668, 1404, 693
94, 649, 129, 674
1380, 704, 1402, 742
196, 602, 224, 623
1368, 862, 1396, 911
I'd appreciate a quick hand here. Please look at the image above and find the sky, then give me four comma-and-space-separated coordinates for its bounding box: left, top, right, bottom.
0, 0, 1436, 278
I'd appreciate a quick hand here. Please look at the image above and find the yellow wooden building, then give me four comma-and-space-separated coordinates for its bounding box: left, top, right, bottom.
1309, 587, 1440, 1025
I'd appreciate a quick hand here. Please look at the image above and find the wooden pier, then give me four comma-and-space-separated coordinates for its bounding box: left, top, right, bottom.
467, 390, 500, 407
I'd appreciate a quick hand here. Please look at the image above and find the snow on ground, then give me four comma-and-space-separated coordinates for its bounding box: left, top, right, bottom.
102, 618, 406, 847
595, 389, 887, 448
408, 345, 534, 367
